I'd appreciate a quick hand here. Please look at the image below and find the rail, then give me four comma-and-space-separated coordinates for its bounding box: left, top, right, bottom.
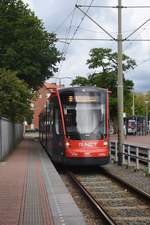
0, 117, 23, 161
69, 170, 150, 225
68, 171, 117, 225
110, 141, 150, 174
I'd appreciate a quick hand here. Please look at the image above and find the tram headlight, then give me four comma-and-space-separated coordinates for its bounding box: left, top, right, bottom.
65, 141, 70, 149
103, 141, 108, 146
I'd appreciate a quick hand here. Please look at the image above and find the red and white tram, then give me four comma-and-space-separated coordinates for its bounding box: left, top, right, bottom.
39, 86, 109, 165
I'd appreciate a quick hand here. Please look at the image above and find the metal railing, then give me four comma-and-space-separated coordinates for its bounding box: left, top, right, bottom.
110, 141, 150, 174
0, 117, 23, 161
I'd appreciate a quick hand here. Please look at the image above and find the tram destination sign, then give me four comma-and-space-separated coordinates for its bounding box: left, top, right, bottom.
68, 95, 100, 103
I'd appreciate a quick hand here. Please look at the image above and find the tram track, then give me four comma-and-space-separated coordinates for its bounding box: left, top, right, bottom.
68, 169, 150, 225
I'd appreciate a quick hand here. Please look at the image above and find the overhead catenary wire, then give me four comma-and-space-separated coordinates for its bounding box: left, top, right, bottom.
70, 0, 95, 43
53, 10, 75, 33
62, 6, 77, 57
56, 1, 150, 85
124, 24, 149, 51
58, 38, 114, 41
125, 18, 150, 40
75, 4, 115, 40
58, 4, 150, 44
125, 39, 150, 41
55, 0, 80, 80
57, 8, 76, 76
76, 4, 150, 42
74, 5, 150, 9
125, 57, 150, 75
55, 0, 95, 81
73, 2, 150, 75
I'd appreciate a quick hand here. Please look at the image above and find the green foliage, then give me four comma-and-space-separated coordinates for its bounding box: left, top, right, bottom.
134, 92, 150, 117
145, 91, 150, 117
72, 48, 136, 119
71, 76, 90, 86
0, 68, 33, 122
134, 93, 145, 115
0, 0, 61, 90
87, 48, 136, 72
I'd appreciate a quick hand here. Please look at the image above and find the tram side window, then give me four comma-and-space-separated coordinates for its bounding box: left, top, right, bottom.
47, 111, 51, 134
55, 109, 59, 134
54, 109, 63, 135
53, 97, 63, 135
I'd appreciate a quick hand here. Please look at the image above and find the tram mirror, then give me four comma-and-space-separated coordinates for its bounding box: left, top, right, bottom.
108, 90, 112, 95
64, 108, 67, 115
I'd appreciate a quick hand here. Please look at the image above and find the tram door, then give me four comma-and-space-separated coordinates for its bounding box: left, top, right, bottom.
51, 97, 65, 162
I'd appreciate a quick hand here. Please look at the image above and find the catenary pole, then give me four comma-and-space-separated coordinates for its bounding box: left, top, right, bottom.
63, 1, 150, 166
117, 0, 124, 165
132, 90, 135, 116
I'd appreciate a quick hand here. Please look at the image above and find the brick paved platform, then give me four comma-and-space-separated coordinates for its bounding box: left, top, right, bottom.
0, 137, 86, 225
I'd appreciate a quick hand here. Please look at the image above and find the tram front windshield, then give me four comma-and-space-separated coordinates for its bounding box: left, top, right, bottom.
60, 90, 106, 140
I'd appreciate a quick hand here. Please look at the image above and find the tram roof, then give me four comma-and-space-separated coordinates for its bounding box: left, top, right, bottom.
58, 86, 108, 94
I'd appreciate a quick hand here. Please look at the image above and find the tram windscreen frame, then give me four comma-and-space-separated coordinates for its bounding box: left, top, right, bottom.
60, 89, 107, 140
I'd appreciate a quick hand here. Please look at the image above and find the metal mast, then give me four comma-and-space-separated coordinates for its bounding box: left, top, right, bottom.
59, 1, 150, 165
117, 0, 124, 165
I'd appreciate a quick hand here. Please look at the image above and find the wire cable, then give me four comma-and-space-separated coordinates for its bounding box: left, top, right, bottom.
70, 0, 95, 40
56, 0, 95, 80
125, 18, 150, 40
53, 10, 75, 33
56, 0, 80, 80
125, 57, 150, 75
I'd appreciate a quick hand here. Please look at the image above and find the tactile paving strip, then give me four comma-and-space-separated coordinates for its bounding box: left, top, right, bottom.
19, 149, 44, 225
19, 144, 54, 225
39, 149, 87, 225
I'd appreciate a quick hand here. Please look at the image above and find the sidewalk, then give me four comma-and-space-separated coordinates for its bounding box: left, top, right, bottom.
0, 137, 86, 225
110, 134, 150, 146
0, 137, 53, 225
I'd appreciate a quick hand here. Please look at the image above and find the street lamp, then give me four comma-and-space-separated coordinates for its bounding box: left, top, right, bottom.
132, 89, 135, 116
54, 76, 72, 86
144, 100, 149, 134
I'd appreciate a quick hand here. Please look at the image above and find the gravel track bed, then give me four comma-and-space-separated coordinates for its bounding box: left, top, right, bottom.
99, 198, 145, 207
75, 172, 150, 225
103, 163, 150, 195
61, 174, 107, 225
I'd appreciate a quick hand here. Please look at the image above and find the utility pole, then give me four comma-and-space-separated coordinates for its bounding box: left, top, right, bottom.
117, 0, 124, 165
54, 76, 72, 87
144, 100, 149, 134
132, 90, 135, 116
64, 2, 150, 166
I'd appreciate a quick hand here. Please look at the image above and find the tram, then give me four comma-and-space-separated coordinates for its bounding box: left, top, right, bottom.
39, 86, 110, 165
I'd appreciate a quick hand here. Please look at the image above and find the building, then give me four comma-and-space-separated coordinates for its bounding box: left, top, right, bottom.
26, 82, 58, 131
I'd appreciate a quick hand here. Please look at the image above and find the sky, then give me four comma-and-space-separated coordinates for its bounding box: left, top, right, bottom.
22, 0, 150, 93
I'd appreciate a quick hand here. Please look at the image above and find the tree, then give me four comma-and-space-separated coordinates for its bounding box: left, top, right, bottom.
87, 48, 136, 72
0, 68, 33, 122
72, 48, 136, 119
134, 93, 145, 116
71, 76, 90, 86
0, 0, 61, 90
134, 92, 150, 117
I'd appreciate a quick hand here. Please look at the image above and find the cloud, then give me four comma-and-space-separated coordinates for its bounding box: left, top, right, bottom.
23, 0, 150, 92
23, 0, 34, 9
